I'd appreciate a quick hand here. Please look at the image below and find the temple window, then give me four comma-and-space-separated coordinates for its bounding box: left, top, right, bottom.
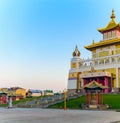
105, 58, 109, 64
112, 58, 115, 63
103, 31, 116, 40
112, 30, 115, 37
99, 51, 109, 57
116, 49, 120, 54
90, 62, 92, 66
94, 61, 97, 65
92, 53, 96, 58
72, 73, 74, 77
78, 62, 81, 68
117, 57, 120, 62
71, 62, 76, 68
84, 63, 87, 66
109, 49, 114, 55
96, 53, 99, 58
108, 31, 111, 39
103, 33, 107, 40
99, 59, 104, 64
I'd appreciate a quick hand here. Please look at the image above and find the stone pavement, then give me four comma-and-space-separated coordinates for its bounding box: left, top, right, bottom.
0, 108, 120, 123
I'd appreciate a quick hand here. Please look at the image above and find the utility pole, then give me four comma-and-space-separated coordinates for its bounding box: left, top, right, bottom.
64, 89, 67, 110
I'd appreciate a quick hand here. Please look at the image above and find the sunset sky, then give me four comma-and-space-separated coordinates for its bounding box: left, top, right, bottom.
0, 0, 120, 91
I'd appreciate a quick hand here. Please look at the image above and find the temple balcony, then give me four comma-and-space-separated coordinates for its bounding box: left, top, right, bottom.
79, 54, 120, 72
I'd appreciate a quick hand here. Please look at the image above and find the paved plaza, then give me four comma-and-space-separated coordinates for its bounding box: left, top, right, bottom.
0, 108, 120, 123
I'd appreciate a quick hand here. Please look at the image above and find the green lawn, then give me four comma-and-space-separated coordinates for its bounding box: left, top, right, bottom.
48, 95, 86, 109
103, 94, 120, 109
49, 94, 120, 109
1, 94, 120, 109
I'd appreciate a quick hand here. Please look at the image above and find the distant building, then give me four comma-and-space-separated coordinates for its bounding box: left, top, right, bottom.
26, 89, 42, 97
0, 87, 26, 101
68, 10, 120, 93
9, 87, 26, 99
0, 91, 7, 104
0, 88, 8, 93
44, 90, 54, 96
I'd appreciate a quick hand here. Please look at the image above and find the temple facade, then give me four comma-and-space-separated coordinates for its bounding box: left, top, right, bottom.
67, 10, 120, 93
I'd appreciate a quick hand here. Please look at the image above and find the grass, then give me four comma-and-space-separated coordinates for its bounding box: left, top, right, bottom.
49, 94, 120, 109
103, 94, 120, 109
48, 95, 86, 109
1, 94, 120, 109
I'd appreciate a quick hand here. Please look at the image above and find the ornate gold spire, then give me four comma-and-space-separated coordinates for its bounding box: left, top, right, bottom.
97, 9, 118, 33
72, 45, 80, 57
111, 9, 115, 20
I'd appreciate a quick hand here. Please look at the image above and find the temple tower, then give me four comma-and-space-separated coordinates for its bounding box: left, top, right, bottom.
67, 45, 82, 93
67, 10, 120, 93
85, 9, 120, 92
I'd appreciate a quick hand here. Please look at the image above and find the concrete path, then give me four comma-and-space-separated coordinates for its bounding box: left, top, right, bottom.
0, 108, 120, 123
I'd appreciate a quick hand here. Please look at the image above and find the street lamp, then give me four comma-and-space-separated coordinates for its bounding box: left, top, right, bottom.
7, 92, 13, 108
8, 96, 13, 108
63, 89, 67, 110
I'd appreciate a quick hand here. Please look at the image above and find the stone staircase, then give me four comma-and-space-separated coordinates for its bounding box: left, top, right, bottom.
15, 93, 83, 108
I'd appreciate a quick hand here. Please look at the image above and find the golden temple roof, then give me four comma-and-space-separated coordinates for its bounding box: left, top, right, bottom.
97, 9, 120, 33
84, 37, 120, 51
83, 80, 108, 89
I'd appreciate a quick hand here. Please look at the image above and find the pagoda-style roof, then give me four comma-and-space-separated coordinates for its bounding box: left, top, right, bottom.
84, 37, 120, 51
84, 10, 120, 51
97, 19, 119, 33
83, 80, 108, 89
97, 9, 120, 33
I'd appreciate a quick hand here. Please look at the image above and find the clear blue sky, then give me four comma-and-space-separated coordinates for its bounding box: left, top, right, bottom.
0, 0, 120, 91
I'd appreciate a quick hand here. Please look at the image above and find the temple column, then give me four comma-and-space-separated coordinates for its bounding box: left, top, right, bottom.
86, 93, 88, 105
96, 92, 99, 105
84, 79, 86, 86
104, 77, 109, 93
97, 78, 100, 84
86, 92, 91, 105
99, 93, 102, 105
116, 68, 119, 88
115, 56, 118, 63
98, 92, 100, 105
84, 79, 87, 93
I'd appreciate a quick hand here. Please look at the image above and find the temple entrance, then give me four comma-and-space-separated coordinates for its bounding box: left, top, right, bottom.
83, 76, 112, 93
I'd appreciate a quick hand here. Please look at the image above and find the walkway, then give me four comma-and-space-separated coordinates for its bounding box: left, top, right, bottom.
0, 108, 120, 123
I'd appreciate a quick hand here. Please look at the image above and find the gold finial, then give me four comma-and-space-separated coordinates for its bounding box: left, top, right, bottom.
111, 9, 115, 20
92, 40, 94, 44
75, 44, 78, 49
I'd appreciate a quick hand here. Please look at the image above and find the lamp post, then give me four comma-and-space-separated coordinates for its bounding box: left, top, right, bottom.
63, 89, 67, 110
7, 92, 13, 108
8, 96, 13, 108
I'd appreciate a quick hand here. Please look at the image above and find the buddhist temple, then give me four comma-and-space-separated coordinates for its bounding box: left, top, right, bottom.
67, 10, 120, 93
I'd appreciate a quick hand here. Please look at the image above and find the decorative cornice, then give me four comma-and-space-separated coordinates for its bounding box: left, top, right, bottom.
84, 37, 120, 51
